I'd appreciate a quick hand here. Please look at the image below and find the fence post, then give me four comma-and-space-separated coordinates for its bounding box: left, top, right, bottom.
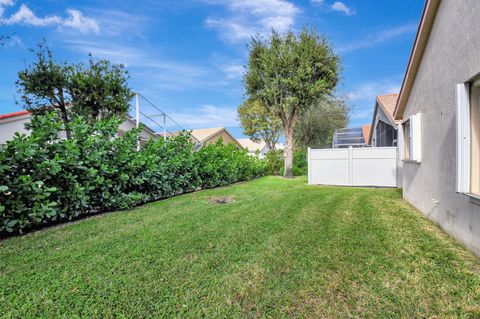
135, 93, 140, 151
307, 147, 311, 185
163, 113, 167, 140
348, 146, 353, 186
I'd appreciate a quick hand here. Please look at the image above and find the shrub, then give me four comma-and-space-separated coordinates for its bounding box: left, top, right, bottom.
264, 150, 284, 175
196, 141, 265, 189
292, 149, 308, 176
0, 114, 266, 234
278, 149, 308, 177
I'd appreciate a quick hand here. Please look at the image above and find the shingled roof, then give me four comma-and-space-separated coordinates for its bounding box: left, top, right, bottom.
376, 93, 401, 125
362, 125, 372, 145
237, 138, 266, 153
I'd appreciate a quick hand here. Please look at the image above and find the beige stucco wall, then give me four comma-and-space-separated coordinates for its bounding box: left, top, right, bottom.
401, 0, 480, 257
204, 131, 241, 148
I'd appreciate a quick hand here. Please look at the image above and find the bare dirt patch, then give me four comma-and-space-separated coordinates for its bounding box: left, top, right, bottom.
208, 196, 235, 204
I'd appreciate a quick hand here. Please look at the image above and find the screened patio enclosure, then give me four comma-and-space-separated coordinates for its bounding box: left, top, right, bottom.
374, 120, 397, 147
332, 127, 368, 148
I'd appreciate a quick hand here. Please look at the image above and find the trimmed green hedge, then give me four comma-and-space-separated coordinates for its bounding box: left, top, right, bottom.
266, 149, 307, 177
0, 113, 265, 234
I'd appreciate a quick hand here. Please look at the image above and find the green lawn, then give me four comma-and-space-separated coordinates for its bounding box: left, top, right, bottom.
1, 176, 480, 318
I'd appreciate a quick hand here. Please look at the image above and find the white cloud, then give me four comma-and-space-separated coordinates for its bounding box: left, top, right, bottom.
205, 0, 300, 43
4, 4, 61, 26
330, 2, 355, 16
347, 78, 401, 124
347, 79, 400, 102
85, 9, 148, 37
227, 0, 299, 17
222, 63, 244, 79
211, 56, 245, 80
66, 39, 214, 91
310, 0, 355, 17
62, 9, 100, 34
0, 0, 13, 16
338, 22, 417, 52
1, 4, 99, 34
170, 105, 239, 129
67, 39, 207, 73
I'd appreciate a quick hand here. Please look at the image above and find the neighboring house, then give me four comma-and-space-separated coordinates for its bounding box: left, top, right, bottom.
189, 127, 243, 149
332, 126, 370, 148
0, 110, 35, 144
237, 138, 284, 158
393, 0, 480, 256
238, 139, 268, 157
119, 117, 159, 145
368, 93, 404, 187
0, 110, 158, 144
368, 94, 401, 147
361, 125, 371, 146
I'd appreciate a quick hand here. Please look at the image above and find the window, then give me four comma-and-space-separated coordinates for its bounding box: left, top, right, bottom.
402, 113, 421, 162
457, 80, 480, 195
403, 120, 411, 160
375, 121, 396, 147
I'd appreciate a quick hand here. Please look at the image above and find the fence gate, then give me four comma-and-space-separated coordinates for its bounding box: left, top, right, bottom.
307, 147, 397, 187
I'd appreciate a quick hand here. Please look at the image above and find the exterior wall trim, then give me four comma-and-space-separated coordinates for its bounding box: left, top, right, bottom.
394, 0, 441, 120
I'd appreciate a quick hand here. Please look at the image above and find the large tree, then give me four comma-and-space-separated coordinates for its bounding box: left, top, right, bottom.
16, 43, 133, 139
244, 28, 340, 178
295, 98, 349, 149
238, 98, 283, 152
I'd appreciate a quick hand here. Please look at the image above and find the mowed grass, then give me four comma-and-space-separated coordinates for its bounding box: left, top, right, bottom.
1, 176, 480, 318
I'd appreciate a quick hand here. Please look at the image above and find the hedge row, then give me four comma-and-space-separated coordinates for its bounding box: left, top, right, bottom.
0, 113, 265, 234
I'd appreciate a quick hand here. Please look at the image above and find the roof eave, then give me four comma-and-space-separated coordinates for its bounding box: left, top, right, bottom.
394, 0, 441, 120
377, 99, 399, 128
368, 102, 379, 145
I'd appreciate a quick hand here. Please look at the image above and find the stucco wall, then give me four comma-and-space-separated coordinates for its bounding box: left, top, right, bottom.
119, 119, 158, 140
0, 115, 157, 144
0, 115, 31, 144
204, 131, 241, 148
402, 0, 480, 256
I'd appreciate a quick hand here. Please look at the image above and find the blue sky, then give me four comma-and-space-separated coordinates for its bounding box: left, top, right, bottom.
0, 0, 423, 137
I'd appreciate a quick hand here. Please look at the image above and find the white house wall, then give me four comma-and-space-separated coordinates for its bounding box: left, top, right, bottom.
119, 119, 157, 140
0, 115, 157, 144
0, 115, 30, 144
401, 0, 480, 257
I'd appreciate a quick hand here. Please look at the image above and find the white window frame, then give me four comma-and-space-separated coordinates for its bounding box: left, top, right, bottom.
456, 83, 471, 194
402, 113, 422, 163
403, 119, 411, 160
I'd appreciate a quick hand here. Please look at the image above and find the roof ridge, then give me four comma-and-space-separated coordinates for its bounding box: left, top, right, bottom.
0, 110, 31, 120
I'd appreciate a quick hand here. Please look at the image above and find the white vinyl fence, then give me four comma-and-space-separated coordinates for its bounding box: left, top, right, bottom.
308, 147, 397, 187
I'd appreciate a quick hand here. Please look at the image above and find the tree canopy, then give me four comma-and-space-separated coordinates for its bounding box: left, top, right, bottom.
295, 98, 349, 150
238, 98, 283, 152
16, 43, 133, 138
243, 28, 340, 177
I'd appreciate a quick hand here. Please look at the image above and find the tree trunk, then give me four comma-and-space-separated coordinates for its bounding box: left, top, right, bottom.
59, 105, 71, 140
58, 91, 71, 140
284, 126, 294, 178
